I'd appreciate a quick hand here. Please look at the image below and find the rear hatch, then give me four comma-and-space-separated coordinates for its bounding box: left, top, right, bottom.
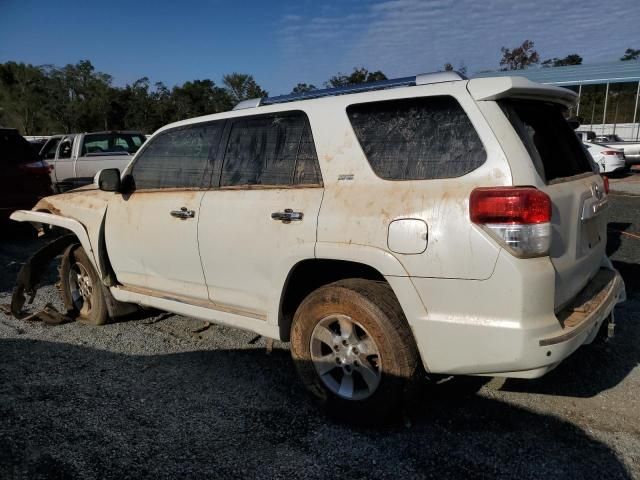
500, 100, 607, 310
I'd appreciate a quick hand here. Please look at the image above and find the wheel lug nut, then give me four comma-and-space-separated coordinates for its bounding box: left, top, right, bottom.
342, 340, 348, 346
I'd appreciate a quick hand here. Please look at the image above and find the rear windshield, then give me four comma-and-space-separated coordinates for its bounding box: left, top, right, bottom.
0, 129, 39, 164
82, 133, 145, 156
500, 100, 592, 183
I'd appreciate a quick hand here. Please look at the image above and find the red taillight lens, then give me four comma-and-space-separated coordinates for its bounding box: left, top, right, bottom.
602, 175, 610, 194
470, 187, 552, 225
601, 150, 618, 156
18, 161, 52, 175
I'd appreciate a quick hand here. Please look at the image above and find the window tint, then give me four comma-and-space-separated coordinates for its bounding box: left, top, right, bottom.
82, 133, 146, 156
221, 112, 321, 187
347, 96, 486, 181
132, 122, 223, 189
500, 100, 592, 183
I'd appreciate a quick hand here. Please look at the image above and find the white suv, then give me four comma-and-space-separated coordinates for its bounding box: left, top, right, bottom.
10, 72, 625, 420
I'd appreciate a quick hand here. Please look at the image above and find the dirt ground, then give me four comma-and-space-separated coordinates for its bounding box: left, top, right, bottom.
0, 188, 639, 479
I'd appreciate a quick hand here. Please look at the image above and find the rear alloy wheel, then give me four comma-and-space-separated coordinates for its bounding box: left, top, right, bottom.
60, 245, 108, 326
291, 279, 420, 422
310, 314, 382, 401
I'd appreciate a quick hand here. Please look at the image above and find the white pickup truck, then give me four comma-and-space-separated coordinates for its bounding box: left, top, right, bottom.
51, 131, 146, 192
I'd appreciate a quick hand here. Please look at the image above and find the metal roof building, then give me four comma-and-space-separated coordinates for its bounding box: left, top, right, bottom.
473, 61, 640, 139
473, 60, 640, 86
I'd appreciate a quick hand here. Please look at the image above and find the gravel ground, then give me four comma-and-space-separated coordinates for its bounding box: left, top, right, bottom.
1, 190, 639, 479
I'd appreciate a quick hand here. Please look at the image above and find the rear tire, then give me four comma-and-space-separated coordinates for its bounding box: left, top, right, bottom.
290, 279, 420, 423
60, 245, 108, 326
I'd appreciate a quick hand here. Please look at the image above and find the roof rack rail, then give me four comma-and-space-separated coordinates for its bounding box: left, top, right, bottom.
232, 71, 466, 110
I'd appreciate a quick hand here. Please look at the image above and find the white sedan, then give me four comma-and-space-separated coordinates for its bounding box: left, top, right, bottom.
583, 142, 627, 175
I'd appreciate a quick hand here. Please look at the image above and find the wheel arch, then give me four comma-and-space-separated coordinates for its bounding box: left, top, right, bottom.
278, 258, 397, 342
10, 209, 103, 276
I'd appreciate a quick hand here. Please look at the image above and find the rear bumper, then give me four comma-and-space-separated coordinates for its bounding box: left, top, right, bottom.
408, 252, 626, 378
606, 165, 629, 174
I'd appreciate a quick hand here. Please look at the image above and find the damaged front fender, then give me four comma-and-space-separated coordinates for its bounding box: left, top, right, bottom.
10, 234, 77, 318
10, 209, 102, 276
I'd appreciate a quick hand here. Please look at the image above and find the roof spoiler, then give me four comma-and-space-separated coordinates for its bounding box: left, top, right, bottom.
467, 76, 577, 108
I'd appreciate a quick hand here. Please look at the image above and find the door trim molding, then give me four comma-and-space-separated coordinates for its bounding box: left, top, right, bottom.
117, 284, 267, 321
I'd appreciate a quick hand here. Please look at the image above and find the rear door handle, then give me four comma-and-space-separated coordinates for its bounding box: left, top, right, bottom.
271, 208, 303, 222
170, 207, 196, 219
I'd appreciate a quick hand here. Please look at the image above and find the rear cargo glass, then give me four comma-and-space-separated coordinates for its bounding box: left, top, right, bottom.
500, 100, 593, 183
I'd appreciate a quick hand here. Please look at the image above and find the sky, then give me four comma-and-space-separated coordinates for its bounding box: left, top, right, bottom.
1, 0, 639, 96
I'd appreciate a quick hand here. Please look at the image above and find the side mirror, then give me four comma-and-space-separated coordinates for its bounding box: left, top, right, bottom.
96, 168, 121, 192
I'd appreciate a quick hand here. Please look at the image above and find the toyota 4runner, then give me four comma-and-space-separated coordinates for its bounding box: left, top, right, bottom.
9, 72, 626, 420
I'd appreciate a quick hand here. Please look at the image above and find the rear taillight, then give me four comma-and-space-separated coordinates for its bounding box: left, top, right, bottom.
470, 187, 552, 258
602, 175, 610, 194
19, 160, 52, 175
601, 150, 619, 156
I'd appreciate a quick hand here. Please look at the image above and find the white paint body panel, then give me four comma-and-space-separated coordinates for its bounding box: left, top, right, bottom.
105, 190, 208, 299
198, 187, 323, 323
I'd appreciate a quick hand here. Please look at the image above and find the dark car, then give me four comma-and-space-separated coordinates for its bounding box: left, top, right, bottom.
27, 138, 48, 154
0, 128, 53, 226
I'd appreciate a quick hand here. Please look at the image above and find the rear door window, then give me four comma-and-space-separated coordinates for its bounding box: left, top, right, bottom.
131, 122, 224, 190
346, 96, 486, 180
220, 111, 322, 187
500, 100, 593, 183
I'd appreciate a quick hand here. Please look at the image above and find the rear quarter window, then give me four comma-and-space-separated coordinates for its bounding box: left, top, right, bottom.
346, 96, 486, 180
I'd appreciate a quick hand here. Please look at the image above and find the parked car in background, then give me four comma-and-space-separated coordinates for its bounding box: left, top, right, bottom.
589, 134, 640, 166
37, 135, 63, 161
50, 131, 146, 192
27, 137, 49, 154
575, 130, 596, 142
0, 128, 52, 226
583, 142, 627, 175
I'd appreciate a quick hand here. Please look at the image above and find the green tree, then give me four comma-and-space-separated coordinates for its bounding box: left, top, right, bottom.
621, 48, 640, 61
541, 54, 583, 67
499, 40, 540, 71
292, 83, 317, 93
222, 73, 267, 104
443, 62, 467, 75
0, 62, 51, 134
46, 60, 114, 132
325, 67, 388, 88
172, 79, 233, 120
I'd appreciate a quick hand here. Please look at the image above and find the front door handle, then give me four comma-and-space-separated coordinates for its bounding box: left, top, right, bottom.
271, 208, 303, 223
170, 207, 196, 219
